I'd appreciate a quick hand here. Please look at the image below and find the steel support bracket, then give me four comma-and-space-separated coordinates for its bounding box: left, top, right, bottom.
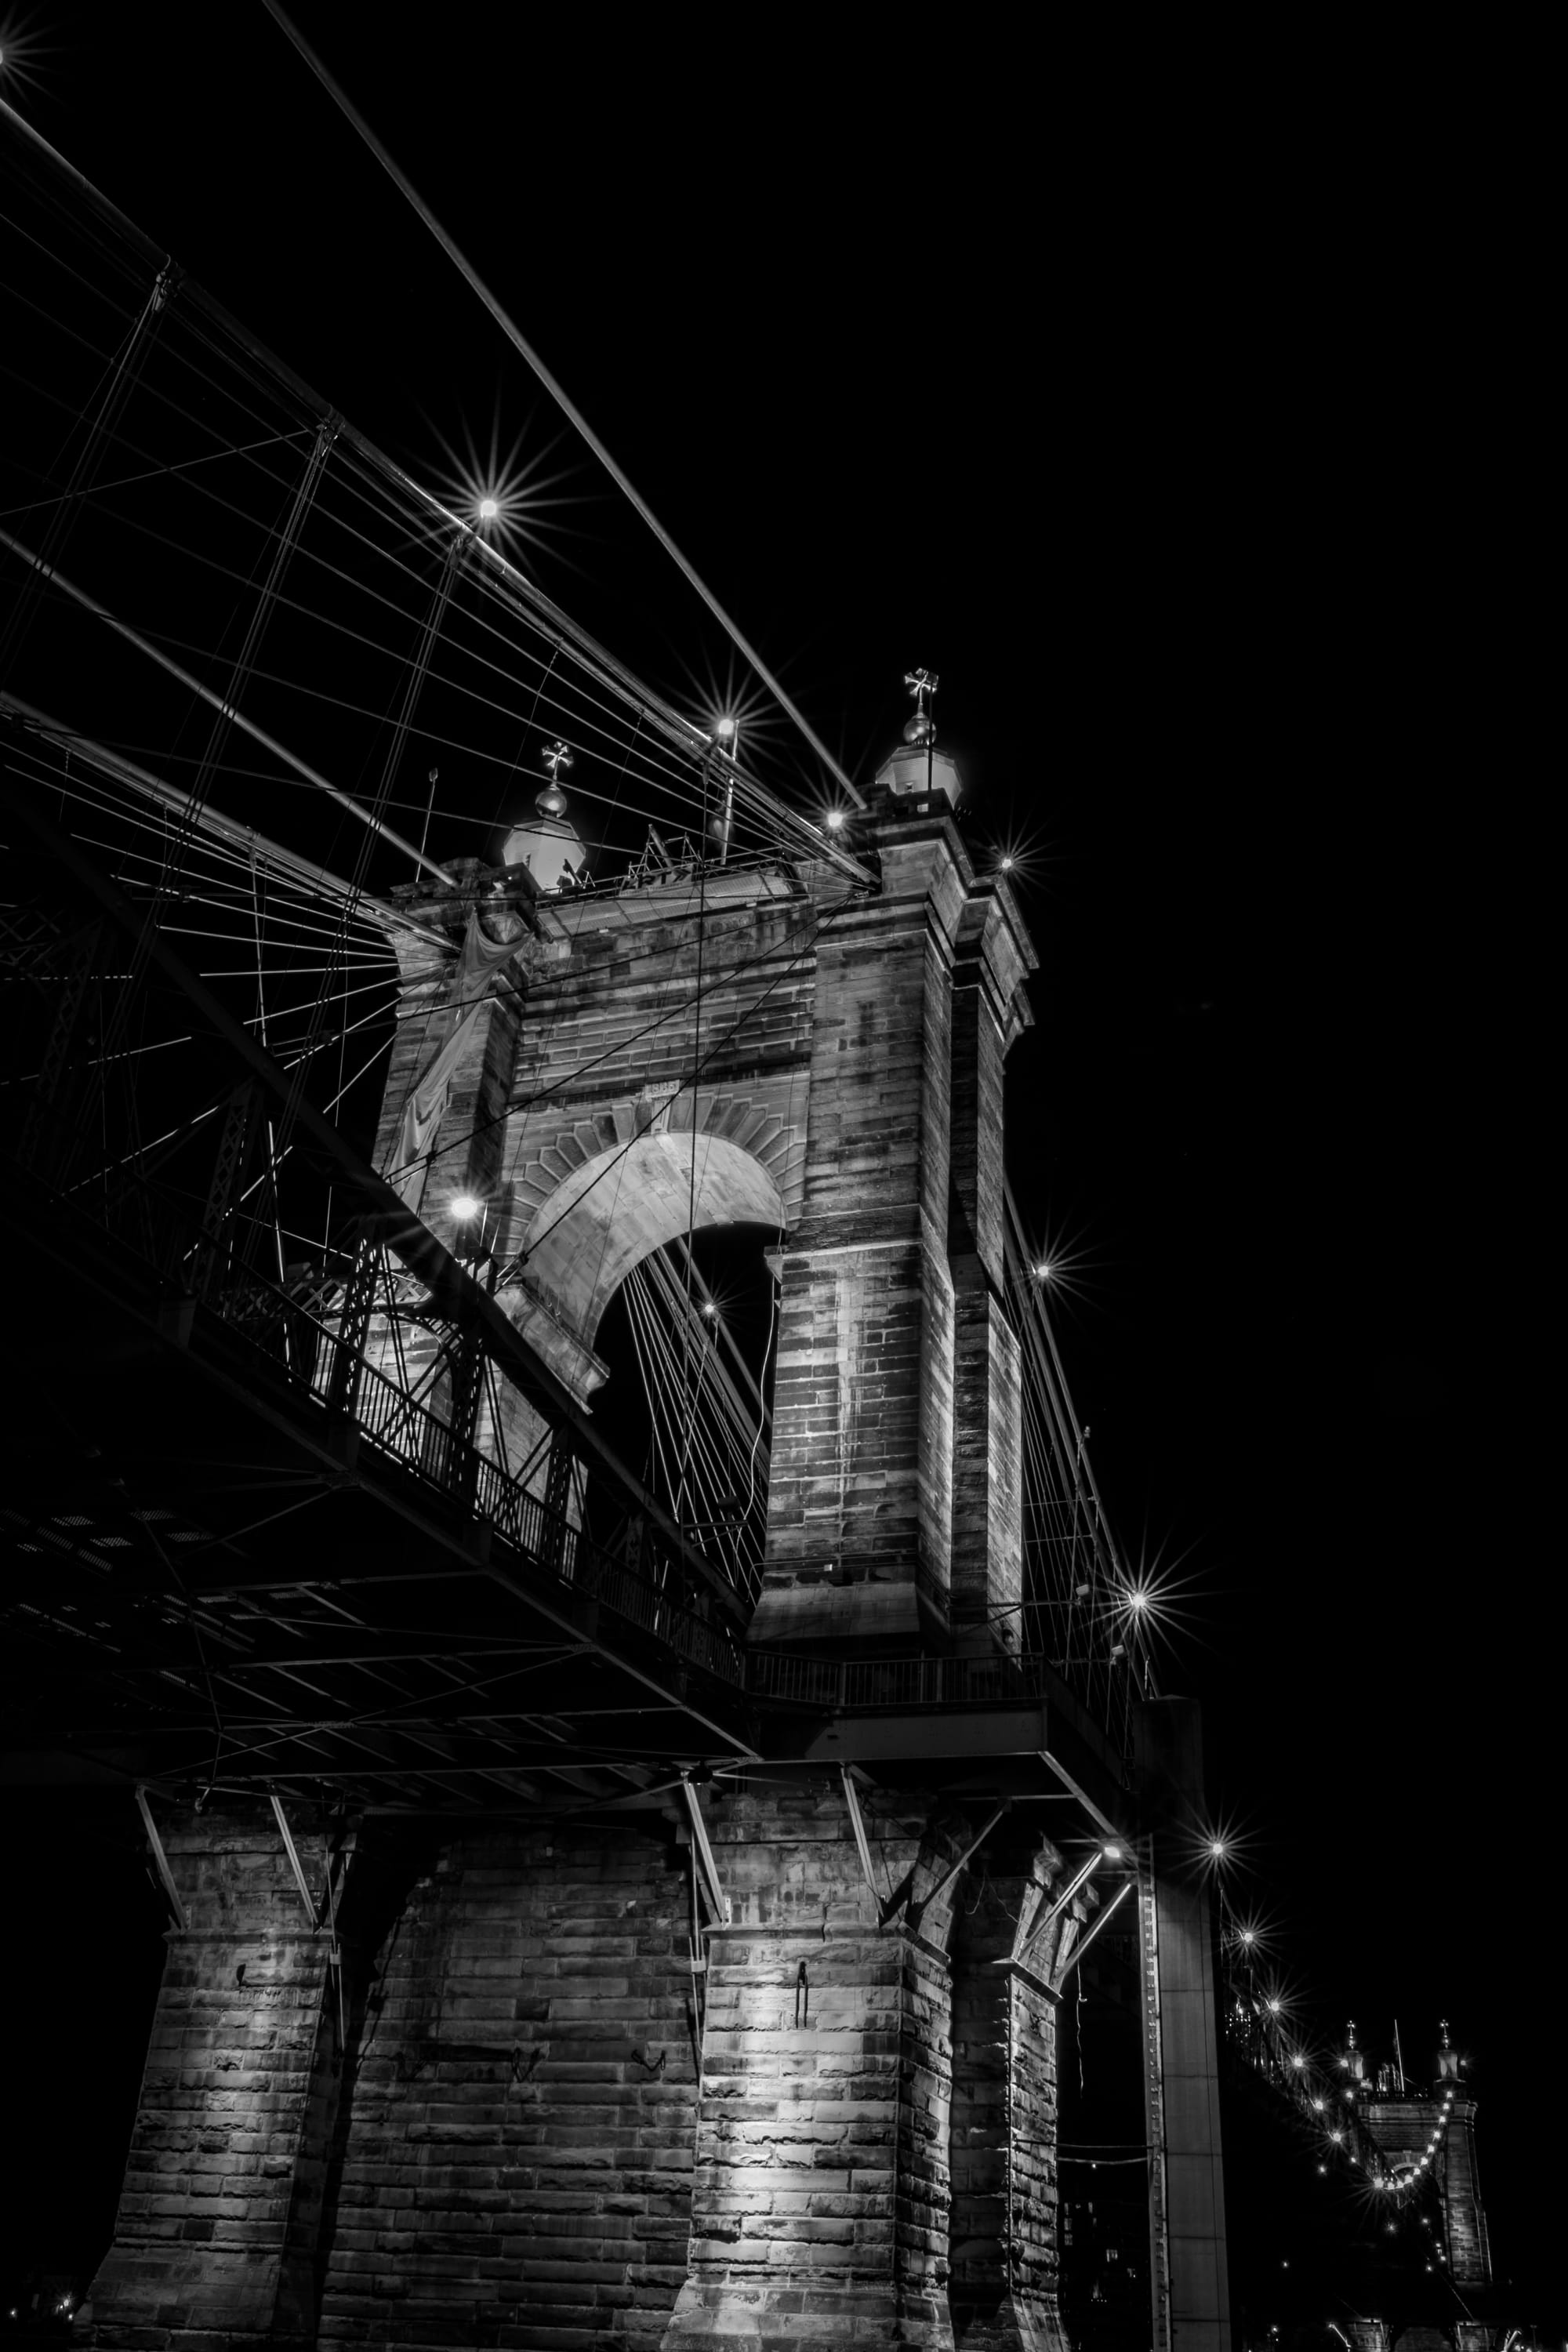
906, 1800, 1010, 1935
136, 1783, 187, 1932
840, 1764, 884, 1905
681, 1775, 730, 1926
270, 1793, 321, 1928
1015, 1849, 1101, 1968
1051, 1875, 1133, 1991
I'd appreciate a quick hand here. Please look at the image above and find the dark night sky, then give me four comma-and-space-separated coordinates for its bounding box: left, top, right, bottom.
2, 5, 1550, 2323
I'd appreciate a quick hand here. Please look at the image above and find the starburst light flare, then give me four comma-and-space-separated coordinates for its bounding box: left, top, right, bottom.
1228, 1907, 1275, 1961
425, 403, 583, 569
1012, 1209, 1098, 1315
985, 827, 1049, 892
673, 648, 790, 770
1192, 1809, 1254, 1878
1109, 1535, 1210, 1679
0, 7, 52, 105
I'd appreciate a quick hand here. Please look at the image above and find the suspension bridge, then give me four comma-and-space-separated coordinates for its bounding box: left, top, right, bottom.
0, 83, 1501, 2352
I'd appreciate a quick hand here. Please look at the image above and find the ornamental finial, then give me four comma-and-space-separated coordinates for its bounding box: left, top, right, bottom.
537, 739, 573, 818
902, 667, 938, 746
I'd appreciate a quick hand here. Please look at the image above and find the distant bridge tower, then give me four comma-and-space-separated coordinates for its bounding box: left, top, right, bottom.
1345, 2021, 1493, 2352
1367, 2024, 1491, 2348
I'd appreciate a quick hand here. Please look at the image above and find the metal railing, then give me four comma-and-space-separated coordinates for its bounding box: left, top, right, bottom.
216, 1278, 749, 1690
11, 1152, 749, 1691
746, 1646, 1056, 1711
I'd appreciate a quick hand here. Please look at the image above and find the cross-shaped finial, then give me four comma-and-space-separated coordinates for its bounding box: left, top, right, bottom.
1439, 2016, 1450, 2046
1346, 2020, 1358, 2046
542, 740, 574, 781
904, 667, 938, 717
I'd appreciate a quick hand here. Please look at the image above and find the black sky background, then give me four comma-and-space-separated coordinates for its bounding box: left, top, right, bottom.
2, 6, 1551, 2324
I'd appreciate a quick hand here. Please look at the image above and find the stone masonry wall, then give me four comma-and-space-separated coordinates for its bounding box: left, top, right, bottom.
91, 1795, 1087, 2352
947, 885, 1030, 1653
663, 1779, 975, 2349
753, 835, 963, 1648
316, 1818, 700, 2352
949, 1836, 1068, 2352
85, 1805, 339, 2352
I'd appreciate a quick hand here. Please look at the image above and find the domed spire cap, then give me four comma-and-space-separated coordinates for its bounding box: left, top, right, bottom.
536, 739, 573, 817
503, 739, 583, 889
876, 666, 960, 807
903, 666, 938, 742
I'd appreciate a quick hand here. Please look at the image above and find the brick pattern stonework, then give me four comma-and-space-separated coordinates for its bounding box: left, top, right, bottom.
663, 1784, 967, 2347
85, 1812, 341, 2352
87, 1793, 1082, 2352
368, 816, 1035, 1657
948, 1838, 1069, 2352
317, 1823, 700, 2352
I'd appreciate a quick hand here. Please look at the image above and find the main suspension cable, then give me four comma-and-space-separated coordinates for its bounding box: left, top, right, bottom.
260, 2, 868, 815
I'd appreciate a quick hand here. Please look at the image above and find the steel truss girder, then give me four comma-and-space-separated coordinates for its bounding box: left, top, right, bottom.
2, 768, 742, 1626
0, 1175, 761, 1781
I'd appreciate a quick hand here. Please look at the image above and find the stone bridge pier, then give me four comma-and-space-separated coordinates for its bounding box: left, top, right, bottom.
660, 1788, 1075, 2350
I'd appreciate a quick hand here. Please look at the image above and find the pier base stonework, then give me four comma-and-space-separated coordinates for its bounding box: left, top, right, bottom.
314, 1820, 702, 2351
947, 1831, 1069, 2352
83, 1809, 342, 2352
660, 1781, 975, 2350
89, 1791, 1090, 2351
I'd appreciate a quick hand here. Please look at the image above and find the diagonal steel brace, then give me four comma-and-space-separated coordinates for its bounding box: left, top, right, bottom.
270, 1793, 321, 1928
681, 1776, 730, 1926
136, 1784, 187, 1932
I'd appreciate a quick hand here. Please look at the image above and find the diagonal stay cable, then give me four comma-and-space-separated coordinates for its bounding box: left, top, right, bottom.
260, 2, 867, 812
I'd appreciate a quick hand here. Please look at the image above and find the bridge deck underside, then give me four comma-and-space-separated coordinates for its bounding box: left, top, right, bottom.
2, 1167, 1130, 1828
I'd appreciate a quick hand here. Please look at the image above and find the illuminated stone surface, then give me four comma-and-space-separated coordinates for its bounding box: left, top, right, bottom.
82, 1813, 343, 2352
85, 1794, 1084, 2349
81, 789, 1088, 2350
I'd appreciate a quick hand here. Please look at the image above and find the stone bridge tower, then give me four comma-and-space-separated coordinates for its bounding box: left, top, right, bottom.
82, 721, 1230, 2352
354, 724, 1049, 2344
375, 717, 1035, 1672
